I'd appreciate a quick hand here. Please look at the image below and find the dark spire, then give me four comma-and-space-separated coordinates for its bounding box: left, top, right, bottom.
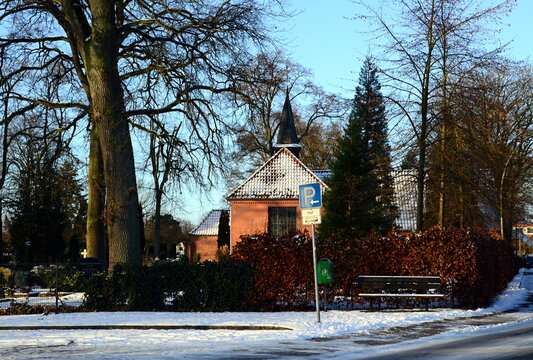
274, 90, 302, 158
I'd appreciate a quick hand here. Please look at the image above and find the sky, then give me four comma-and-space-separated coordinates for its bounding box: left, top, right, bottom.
178, 0, 533, 227
288, 0, 532, 97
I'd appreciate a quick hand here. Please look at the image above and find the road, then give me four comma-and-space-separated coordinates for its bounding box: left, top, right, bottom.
359, 319, 533, 360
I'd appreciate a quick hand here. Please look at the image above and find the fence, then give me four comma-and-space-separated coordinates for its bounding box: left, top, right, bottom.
0, 262, 99, 312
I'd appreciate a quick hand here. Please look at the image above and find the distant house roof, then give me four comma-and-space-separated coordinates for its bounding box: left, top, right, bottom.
391, 169, 418, 231
227, 147, 328, 200
311, 170, 332, 183
189, 210, 227, 236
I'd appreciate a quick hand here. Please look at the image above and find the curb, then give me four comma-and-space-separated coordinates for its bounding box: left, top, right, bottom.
0, 324, 293, 331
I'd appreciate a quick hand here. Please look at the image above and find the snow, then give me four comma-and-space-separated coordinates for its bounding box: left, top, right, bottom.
0, 269, 531, 359
189, 209, 226, 236
226, 147, 327, 200
0, 292, 85, 308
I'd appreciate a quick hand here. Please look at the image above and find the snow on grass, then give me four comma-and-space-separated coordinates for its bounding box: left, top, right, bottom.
0, 270, 530, 356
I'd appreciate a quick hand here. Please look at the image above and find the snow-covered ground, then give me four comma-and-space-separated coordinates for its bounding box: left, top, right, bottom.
0, 269, 531, 359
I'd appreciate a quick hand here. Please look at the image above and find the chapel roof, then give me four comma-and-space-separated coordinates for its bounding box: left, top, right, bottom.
226, 147, 328, 200
391, 169, 418, 231
189, 209, 227, 236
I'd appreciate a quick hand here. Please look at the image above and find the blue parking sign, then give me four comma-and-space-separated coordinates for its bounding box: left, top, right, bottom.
299, 183, 322, 208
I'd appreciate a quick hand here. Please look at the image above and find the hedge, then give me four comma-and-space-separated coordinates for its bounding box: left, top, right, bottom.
232, 227, 516, 310
80, 258, 255, 312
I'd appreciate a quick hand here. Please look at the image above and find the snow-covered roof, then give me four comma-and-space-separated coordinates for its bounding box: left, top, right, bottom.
392, 169, 418, 231
312, 170, 332, 183
227, 147, 328, 200
189, 210, 227, 236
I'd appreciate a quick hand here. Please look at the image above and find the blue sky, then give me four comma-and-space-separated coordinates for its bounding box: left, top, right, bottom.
288, 0, 532, 97
179, 0, 532, 226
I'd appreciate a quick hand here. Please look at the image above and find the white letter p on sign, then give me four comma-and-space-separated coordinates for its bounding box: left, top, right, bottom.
303, 187, 316, 207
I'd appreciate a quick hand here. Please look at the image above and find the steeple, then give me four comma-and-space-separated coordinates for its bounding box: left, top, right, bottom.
273, 90, 302, 158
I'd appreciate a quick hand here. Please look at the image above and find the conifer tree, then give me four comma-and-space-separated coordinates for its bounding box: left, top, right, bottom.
321, 58, 397, 239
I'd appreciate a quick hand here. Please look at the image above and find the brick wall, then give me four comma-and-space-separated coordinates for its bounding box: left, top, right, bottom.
228, 199, 323, 250
188, 235, 218, 262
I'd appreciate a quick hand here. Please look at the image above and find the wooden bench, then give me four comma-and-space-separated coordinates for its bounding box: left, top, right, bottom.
357, 275, 445, 310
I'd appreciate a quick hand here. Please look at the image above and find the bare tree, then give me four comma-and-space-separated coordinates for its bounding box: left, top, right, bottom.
0, 1, 284, 267
229, 51, 346, 170
452, 65, 533, 241
0, 54, 28, 262
355, 0, 515, 231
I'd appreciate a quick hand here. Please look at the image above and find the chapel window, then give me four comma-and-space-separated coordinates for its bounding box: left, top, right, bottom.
268, 207, 296, 238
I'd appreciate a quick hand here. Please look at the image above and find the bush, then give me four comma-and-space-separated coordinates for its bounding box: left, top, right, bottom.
0, 272, 4, 298
81, 258, 254, 312
81, 270, 128, 311
232, 233, 314, 310
233, 227, 515, 310
39, 265, 91, 292
172, 259, 254, 311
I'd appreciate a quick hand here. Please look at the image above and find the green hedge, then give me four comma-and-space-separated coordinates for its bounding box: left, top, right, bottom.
80, 259, 255, 312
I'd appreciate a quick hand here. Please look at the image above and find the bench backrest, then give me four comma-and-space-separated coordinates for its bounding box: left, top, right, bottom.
358, 275, 441, 290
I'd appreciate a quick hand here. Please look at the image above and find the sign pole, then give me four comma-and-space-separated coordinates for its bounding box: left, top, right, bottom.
299, 183, 322, 324
311, 224, 321, 323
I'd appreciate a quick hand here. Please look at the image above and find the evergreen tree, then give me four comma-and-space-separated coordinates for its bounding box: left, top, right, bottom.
217, 210, 230, 249
8, 139, 85, 263
321, 58, 397, 239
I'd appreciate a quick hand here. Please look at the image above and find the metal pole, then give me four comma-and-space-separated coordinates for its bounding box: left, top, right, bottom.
311, 224, 320, 323
55, 265, 59, 313
324, 288, 327, 312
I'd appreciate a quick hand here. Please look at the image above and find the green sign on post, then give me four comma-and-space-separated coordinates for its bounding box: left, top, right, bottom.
317, 258, 334, 284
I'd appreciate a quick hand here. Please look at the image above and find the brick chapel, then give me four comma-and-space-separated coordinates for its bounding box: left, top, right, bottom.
188, 93, 419, 261
189, 93, 328, 261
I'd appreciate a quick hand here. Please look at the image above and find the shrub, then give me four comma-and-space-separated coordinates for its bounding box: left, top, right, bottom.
171, 259, 254, 311
81, 258, 254, 312
232, 233, 314, 310
233, 227, 515, 310
0, 272, 4, 298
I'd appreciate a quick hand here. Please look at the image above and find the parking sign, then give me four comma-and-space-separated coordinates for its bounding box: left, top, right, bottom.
299, 183, 322, 208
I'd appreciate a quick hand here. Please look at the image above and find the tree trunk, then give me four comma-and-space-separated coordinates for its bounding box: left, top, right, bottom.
0, 204, 3, 263
86, 128, 106, 265
415, 0, 436, 232
85, 1, 141, 268
499, 169, 507, 241
154, 190, 162, 259
438, 63, 449, 228
416, 122, 427, 232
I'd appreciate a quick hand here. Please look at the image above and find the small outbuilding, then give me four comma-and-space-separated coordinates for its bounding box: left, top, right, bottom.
188, 209, 229, 262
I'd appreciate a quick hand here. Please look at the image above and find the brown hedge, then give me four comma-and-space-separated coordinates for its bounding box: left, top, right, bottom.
232, 227, 515, 310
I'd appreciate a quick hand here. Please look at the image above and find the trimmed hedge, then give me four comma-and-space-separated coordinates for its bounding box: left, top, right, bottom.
81, 258, 254, 312
233, 227, 515, 310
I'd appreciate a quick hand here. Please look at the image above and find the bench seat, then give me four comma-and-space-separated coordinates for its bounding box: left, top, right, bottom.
358, 293, 445, 298
357, 275, 445, 310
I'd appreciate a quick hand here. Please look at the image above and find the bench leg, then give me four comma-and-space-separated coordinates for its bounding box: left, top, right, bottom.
425, 298, 429, 311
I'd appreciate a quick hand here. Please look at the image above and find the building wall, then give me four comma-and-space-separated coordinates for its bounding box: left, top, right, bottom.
188, 235, 218, 262
228, 199, 324, 250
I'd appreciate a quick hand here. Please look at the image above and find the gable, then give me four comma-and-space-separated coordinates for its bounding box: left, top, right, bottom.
189, 209, 227, 236
227, 147, 328, 200
391, 169, 418, 231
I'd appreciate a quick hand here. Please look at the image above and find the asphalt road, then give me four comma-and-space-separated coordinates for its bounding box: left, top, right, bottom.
359, 319, 533, 360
